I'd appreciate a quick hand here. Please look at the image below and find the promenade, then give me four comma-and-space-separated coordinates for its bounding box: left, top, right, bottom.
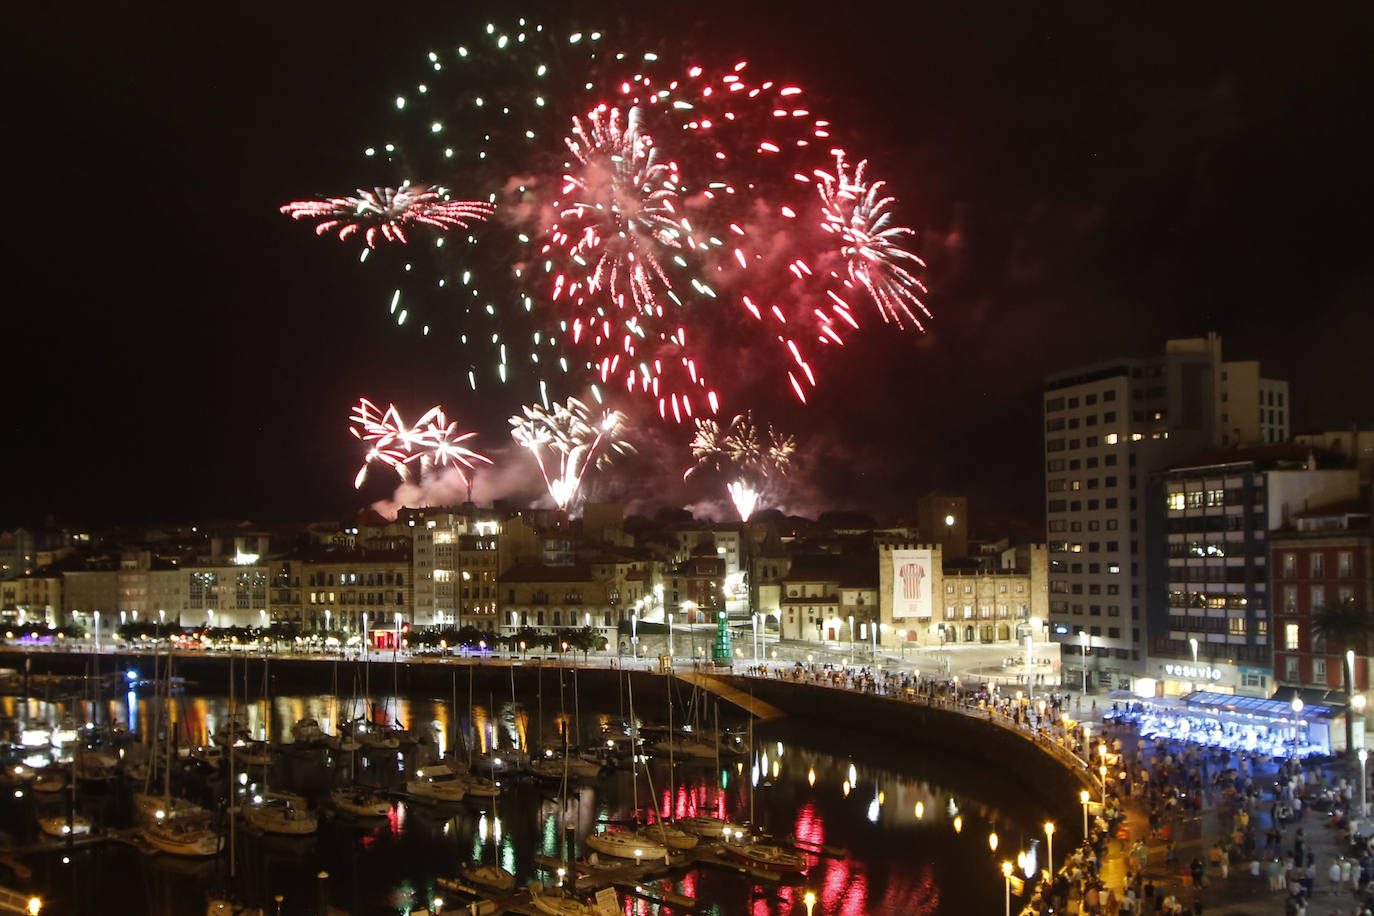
733, 664, 1374, 916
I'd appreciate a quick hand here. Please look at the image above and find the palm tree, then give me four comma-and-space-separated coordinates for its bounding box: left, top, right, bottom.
1311, 599, 1374, 760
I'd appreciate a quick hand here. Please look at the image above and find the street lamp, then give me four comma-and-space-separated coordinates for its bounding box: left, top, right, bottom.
1044, 822, 1055, 872
1292, 696, 1304, 751
988, 831, 998, 854
1001, 860, 1014, 916
803, 890, 816, 916
1360, 748, 1369, 819
1080, 631, 1089, 694
1079, 789, 1091, 837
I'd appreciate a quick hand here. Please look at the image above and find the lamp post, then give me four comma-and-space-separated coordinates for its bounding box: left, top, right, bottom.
1292, 696, 1304, 752
1079, 789, 1091, 838
989, 831, 998, 855
1348, 649, 1359, 761
1044, 822, 1055, 872
1360, 749, 1369, 819
1001, 860, 1014, 916
1080, 631, 1089, 694
803, 891, 816, 916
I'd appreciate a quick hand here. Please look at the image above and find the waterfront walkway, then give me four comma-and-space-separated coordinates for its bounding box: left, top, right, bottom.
731, 664, 1374, 916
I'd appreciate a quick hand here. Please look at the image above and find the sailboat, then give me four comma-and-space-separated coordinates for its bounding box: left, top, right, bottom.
139, 649, 218, 856
453, 722, 515, 892
327, 784, 391, 819
145, 814, 221, 857
242, 790, 318, 835
405, 763, 466, 803
38, 812, 91, 838
529, 881, 610, 916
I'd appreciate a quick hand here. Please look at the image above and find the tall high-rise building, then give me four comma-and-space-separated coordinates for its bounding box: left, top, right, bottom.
1043, 333, 1289, 692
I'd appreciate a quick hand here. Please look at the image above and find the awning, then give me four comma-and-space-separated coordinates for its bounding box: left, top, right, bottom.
1183, 690, 1338, 720
1269, 685, 1348, 711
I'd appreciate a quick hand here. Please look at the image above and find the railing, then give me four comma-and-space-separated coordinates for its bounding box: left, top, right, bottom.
729, 666, 1098, 786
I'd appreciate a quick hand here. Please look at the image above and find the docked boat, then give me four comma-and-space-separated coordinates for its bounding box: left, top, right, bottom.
472, 748, 529, 776
676, 816, 740, 838
529, 882, 606, 916
328, 786, 391, 819
38, 813, 92, 838
32, 767, 67, 793
73, 749, 120, 782
211, 716, 250, 748
237, 741, 273, 767
637, 822, 699, 850
242, 792, 317, 835
718, 840, 807, 874
405, 764, 466, 803
530, 751, 602, 781
461, 773, 502, 798
457, 861, 516, 892
144, 817, 221, 857
134, 793, 207, 828
584, 829, 668, 862
290, 717, 328, 745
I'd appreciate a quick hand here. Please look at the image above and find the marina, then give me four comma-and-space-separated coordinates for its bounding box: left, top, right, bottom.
0, 661, 1066, 914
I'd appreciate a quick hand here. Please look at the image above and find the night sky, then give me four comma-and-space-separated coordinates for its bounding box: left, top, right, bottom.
9, 2, 1374, 529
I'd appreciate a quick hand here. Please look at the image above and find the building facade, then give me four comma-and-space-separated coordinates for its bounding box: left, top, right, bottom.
1145, 449, 1357, 697
1044, 333, 1289, 691
1271, 501, 1374, 702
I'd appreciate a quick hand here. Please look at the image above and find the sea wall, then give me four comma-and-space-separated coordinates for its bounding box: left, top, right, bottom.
1, 649, 1093, 810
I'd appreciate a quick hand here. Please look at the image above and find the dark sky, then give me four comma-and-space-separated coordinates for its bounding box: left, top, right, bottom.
8, 2, 1374, 529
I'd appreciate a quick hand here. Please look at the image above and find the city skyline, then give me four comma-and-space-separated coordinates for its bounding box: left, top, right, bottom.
9, 2, 1373, 527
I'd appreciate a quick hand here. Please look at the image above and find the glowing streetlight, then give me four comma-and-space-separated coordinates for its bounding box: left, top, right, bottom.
1360, 748, 1369, 819
1079, 789, 1091, 837
803, 890, 816, 916
1001, 860, 1014, 916
1044, 822, 1055, 871
1292, 696, 1304, 750
988, 831, 998, 853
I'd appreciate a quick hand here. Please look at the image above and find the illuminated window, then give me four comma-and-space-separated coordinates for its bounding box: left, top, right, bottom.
1166, 492, 1185, 511
1285, 623, 1299, 650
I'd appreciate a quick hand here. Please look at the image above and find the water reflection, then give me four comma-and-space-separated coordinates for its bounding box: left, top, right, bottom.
6, 690, 1057, 915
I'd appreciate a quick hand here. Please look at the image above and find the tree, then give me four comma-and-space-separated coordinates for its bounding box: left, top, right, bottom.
1312, 599, 1374, 760
566, 625, 604, 662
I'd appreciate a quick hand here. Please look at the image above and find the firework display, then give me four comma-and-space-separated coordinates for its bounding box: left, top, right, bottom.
685, 413, 795, 520
281, 184, 494, 249
348, 397, 492, 490
509, 397, 633, 510
283, 19, 929, 419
